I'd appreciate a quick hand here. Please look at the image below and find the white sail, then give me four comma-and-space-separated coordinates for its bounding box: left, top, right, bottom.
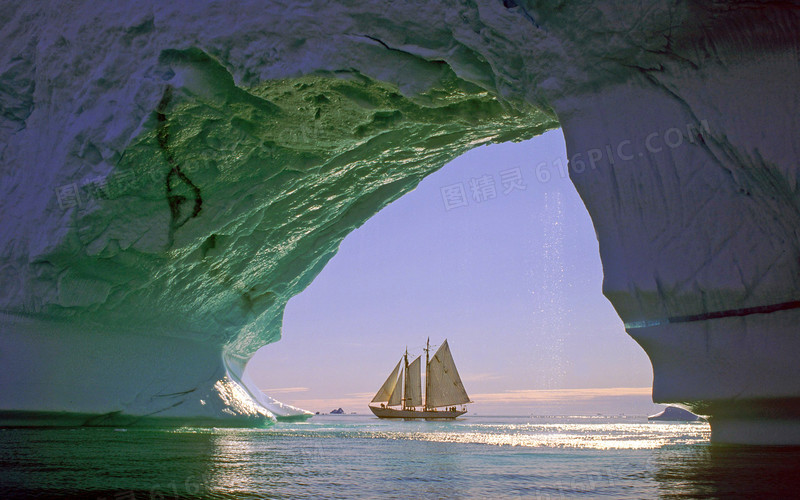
388, 367, 403, 406
405, 356, 422, 407
371, 359, 402, 403
426, 340, 470, 408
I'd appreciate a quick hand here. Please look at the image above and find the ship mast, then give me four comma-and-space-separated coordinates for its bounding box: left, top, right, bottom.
402, 347, 409, 410
424, 337, 430, 411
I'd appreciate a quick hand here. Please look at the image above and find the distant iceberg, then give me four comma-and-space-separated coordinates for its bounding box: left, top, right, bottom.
648, 406, 706, 422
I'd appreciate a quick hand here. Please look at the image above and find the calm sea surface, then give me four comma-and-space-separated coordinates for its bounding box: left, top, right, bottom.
3, 415, 800, 499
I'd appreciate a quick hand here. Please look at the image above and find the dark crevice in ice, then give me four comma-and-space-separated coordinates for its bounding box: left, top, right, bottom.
626, 299, 800, 329
156, 85, 203, 240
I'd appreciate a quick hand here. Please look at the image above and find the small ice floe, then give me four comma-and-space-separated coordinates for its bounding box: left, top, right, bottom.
648, 406, 706, 422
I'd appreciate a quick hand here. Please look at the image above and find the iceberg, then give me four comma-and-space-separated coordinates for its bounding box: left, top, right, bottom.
648, 406, 705, 423
0, 0, 554, 427
0, 1, 798, 443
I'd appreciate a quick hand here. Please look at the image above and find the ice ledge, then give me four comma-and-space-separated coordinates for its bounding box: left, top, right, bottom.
709, 417, 800, 446
629, 308, 800, 445
0, 313, 282, 426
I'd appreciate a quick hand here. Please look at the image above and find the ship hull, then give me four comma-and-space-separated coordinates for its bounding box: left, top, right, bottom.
369, 406, 466, 419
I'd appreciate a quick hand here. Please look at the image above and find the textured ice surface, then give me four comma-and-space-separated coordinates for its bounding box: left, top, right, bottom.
1, 1, 799, 439
0, 0, 556, 424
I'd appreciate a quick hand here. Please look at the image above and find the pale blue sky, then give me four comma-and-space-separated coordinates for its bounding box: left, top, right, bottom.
246, 129, 659, 415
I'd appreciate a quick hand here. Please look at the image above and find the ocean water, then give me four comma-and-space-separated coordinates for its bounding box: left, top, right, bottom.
3, 415, 800, 499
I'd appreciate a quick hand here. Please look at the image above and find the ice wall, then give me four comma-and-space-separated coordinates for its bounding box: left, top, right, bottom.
1, 1, 798, 442
0, 0, 556, 425
549, 5, 800, 444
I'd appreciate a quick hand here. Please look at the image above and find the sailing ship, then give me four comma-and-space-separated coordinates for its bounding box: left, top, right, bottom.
369, 339, 472, 419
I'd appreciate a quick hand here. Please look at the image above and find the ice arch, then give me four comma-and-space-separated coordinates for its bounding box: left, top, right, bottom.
1, 1, 798, 443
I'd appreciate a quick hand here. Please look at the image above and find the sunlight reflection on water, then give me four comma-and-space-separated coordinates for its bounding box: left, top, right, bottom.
269, 418, 710, 450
